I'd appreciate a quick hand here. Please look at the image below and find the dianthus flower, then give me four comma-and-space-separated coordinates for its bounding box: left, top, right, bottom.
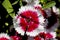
0, 33, 10, 40
13, 5, 48, 37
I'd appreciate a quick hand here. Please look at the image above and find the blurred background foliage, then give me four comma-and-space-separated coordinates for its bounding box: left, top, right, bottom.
0, 0, 60, 39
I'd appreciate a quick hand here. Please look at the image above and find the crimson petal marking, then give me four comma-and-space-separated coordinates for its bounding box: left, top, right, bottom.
20, 10, 39, 32
0, 38, 9, 40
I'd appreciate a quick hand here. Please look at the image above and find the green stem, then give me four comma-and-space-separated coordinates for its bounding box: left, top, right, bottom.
19, 0, 23, 6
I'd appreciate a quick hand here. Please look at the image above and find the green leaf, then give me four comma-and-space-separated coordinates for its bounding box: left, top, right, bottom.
12, 1, 18, 5
40, 0, 47, 3
42, 1, 56, 9
58, 0, 60, 2
2, 0, 15, 18
12, 0, 23, 6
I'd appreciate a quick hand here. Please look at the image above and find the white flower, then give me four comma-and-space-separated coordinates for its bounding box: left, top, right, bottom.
0, 33, 10, 40
52, 6, 60, 15
44, 7, 59, 32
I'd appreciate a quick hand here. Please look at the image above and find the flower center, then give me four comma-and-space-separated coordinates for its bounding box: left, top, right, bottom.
19, 10, 39, 32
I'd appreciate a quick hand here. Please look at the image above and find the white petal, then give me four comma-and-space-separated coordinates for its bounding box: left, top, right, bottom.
52, 6, 57, 13
23, 0, 32, 3
15, 27, 25, 35
52, 6, 60, 15
34, 4, 42, 8
38, 16, 45, 24
0, 33, 10, 39
34, 0, 40, 5
18, 6, 38, 14
13, 18, 25, 35
23, 0, 39, 5
50, 32, 56, 38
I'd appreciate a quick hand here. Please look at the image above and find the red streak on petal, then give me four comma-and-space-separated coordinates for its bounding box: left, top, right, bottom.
20, 18, 28, 31
35, 6, 47, 18
28, 21, 38, 32
11, 36, 21, 40
39, 32, 46, 38
46, 33, 53, 38
0, 38, 8, 40
34, 36, 41, 40
39, 32, 53, 39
